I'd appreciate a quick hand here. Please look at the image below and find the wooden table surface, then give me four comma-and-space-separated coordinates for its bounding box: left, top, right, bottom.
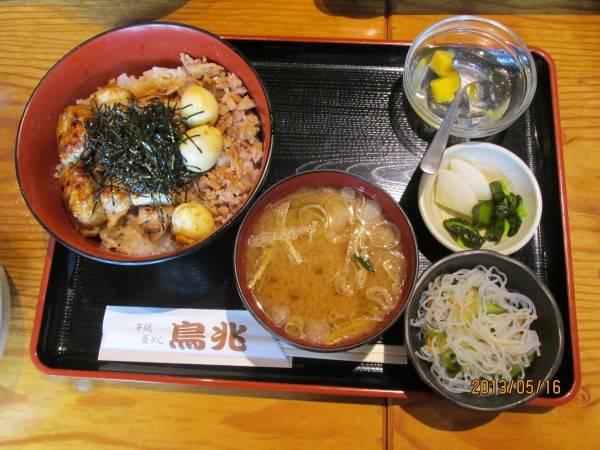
0, 1, 598, 448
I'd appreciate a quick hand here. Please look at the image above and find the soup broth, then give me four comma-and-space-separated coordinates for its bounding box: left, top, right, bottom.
245, 186, 407, 345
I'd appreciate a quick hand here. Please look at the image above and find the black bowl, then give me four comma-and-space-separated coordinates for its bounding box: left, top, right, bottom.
404, 250, 564, 411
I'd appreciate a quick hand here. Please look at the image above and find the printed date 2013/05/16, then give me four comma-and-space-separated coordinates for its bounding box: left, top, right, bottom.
471, 379, 561, 396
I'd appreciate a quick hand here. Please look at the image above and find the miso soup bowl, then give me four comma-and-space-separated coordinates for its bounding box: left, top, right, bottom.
15, 22, 272, 265
234, 170, 419, 352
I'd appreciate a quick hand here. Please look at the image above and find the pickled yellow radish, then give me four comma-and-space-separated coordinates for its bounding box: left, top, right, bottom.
445, 69, 461, 91
435, 169, 478, 216
429, 50, 455, 77
467, 83, 478, 100
430, 76, 459, 104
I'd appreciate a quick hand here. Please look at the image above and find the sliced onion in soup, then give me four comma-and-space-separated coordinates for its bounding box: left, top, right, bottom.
325, 198, 353, 233
298, 204, 328, 237
352, 307, 385, 323
327, 310, 352, 329
269, 304, 290, 327
333, 255, 366, 296
284, 315, 304, 338
357, 199, 382, 223
367, 221, 401, 250
365, 301, 387, 321
341, 186, 356, 200
304, 319, 330, 344
333, 269, 356, 297
327, 319, 375, 342
366, 286, 395, 312
355, 265, 368, 290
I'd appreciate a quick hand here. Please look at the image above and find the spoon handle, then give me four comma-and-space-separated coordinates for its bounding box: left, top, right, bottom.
419, 85, 468, 175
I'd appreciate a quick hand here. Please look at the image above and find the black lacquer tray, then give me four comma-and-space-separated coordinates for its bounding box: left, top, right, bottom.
31, 38, 579, 405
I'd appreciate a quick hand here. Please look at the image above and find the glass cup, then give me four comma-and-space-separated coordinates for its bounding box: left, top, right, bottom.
403, 16, 537, 138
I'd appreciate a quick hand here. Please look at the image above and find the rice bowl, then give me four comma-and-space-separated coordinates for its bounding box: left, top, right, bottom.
16, 23, 272, 264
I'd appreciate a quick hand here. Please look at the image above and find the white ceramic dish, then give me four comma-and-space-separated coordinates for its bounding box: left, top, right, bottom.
418, 142, 543, 255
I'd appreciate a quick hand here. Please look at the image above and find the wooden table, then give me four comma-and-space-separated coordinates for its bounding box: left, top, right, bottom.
0, 1, 598, 448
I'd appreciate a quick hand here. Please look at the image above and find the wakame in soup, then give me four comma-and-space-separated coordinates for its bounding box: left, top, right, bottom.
245, 186, 407, 345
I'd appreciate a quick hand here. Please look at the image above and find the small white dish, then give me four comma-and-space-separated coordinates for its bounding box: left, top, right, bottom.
418, 142, 543, 255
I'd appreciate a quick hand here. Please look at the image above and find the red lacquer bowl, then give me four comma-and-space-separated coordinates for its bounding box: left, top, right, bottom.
234, 170, 419, 352
15, 22, 272, 265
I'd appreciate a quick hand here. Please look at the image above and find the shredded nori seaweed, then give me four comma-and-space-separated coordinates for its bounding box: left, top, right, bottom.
83, 99, 199, 201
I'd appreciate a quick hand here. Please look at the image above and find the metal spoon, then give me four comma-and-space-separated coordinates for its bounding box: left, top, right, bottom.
419, 81, 476, 175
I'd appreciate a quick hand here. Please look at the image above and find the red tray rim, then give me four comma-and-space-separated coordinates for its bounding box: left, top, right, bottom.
29, 36, 581, 408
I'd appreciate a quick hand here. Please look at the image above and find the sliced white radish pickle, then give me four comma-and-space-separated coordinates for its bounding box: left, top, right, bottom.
450, 159, 492, 201
435, 169, 478, 216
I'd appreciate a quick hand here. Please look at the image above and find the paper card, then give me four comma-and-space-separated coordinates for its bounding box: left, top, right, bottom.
98, 306, 408, 368
98, 306, 293, 368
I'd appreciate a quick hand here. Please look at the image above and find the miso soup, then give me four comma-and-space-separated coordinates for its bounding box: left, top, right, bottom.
245, 186, 407, 345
